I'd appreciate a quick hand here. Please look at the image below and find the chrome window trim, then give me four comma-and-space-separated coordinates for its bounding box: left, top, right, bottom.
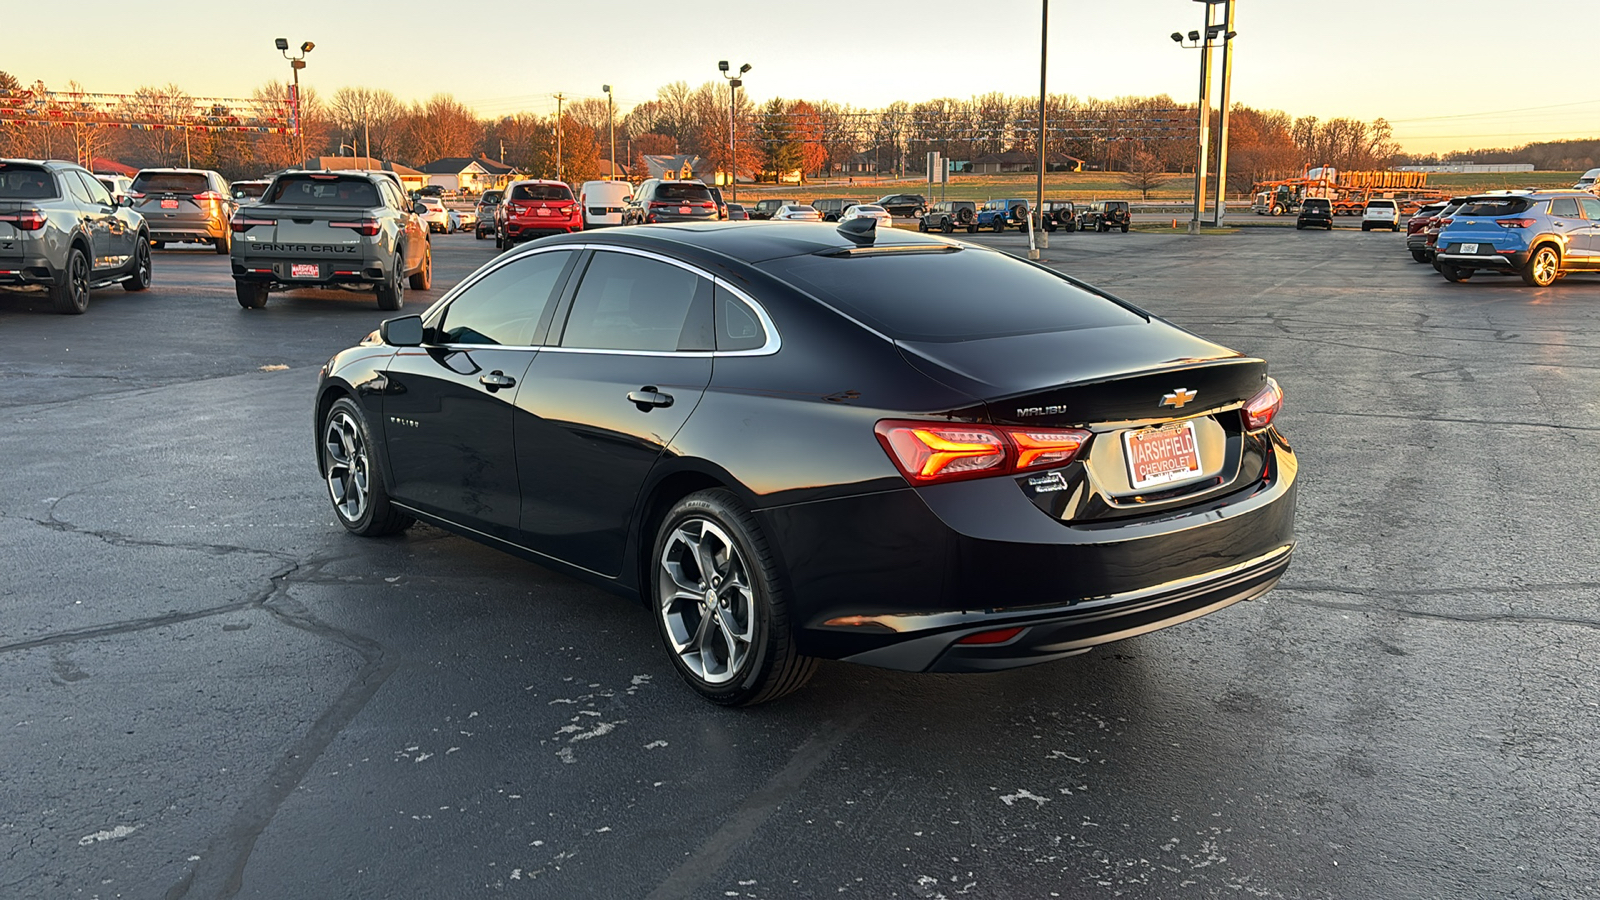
427, 242, 782, 358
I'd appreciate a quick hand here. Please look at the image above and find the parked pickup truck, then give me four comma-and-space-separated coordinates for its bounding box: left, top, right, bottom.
229, 171, 431, 310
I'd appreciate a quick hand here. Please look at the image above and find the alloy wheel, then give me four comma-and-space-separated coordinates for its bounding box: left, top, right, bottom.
71, 253, 89, 305
1531, 248, 1557, 286
658, 518, 755, 685
324, 411, 370, 523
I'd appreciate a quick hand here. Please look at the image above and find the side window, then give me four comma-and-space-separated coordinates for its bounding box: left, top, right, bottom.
1549, 197, 1581, 218
64, 171, 94, 205
76, 172, 113, 206
437, 250, 574, 346
1578, 197, 1600, 220
560, 252, 711, 352
715, 285, 767, 352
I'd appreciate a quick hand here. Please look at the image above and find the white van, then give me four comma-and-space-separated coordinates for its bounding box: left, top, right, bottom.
580, 180, 633, 228
1575, 168, 1600, 194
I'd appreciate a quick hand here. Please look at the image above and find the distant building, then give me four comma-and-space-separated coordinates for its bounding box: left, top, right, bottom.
312, 156, 429, 192
420, 155, 521, 193
971, 151, 1085, 174
1394, 164, 1535, 174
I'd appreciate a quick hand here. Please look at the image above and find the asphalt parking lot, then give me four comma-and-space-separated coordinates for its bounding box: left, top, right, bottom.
2, 227, 1597, 899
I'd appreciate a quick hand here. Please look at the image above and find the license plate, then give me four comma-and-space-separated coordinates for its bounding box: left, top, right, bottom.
679, 206, 692, 214
160, 199, 179, 209
1460, 243, 1479, 254
1123, 421, 1203, 490
290, 263, 319, 278
535, 207, 551, 216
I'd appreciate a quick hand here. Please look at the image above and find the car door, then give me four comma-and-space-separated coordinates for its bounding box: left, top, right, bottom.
62, 170, 119, 273
1575, 196, 1600, 263
381, 248, 578, 540
514, 248, 715, 576
75, 171, 135, 269
1547, 197, 1585, 261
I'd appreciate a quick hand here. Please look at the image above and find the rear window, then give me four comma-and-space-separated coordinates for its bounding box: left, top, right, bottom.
131, 172, 208, 194
1456, 197, 1533, 216
510, 183, 573, 201
764, 248, 1146, 343
265, 175, 380, 207
231, 182, 267, 199
480, 190, 503, 203
1366, 200, 1396, 210
1302, 199, 1330, 209
655, 183, 712, 201
0, 164, 57, 199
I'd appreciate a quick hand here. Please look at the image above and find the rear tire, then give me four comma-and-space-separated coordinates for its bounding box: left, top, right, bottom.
1361, 223, 1371, 231
651, 489, 816, 706
992, 216, 1005, 233
122, 239, 152, 291
234, 280, 268, 309
376, 254, 405, 310
408, 242, 432, 290
214, 232, 230, 255
917, 219, 927, 232
1522, 245, 1559, 287
50, 246, 91, 315
1120, 224, 1129, 233
1439, 263, 1472, 283
321, 396, 414, 537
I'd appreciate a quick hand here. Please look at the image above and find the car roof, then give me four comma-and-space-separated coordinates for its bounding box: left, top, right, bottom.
525, 220, 964, 266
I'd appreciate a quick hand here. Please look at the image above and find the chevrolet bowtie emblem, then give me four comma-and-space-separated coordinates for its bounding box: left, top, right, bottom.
1161, 388, 1197, 409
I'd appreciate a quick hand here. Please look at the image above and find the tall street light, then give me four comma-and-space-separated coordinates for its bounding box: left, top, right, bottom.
274, 38, 314, 168
1170, 1, 1233, 235
1211, 0, 1237, 227
719, 60, 750, 203
602, 85, 616, 181
1033, 0, 1049, 258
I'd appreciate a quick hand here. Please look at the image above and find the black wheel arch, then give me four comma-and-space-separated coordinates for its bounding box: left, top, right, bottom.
626, 459, 769, 603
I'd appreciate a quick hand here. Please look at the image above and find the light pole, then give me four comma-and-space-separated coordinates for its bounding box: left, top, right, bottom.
1034, 0, 1049, 257
719, 60, 750, 202
553, 93, 565, 183
1211, 0, 1237, 226
602, 85, 616, 181
274, 38, 314, 168
1170, 2, 1232, 235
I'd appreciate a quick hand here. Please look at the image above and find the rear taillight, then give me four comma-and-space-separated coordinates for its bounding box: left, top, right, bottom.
1243, 378, 1284, 431
1437, 217, 1453, 226
1497, 218, 1536, 229
193, 191, 224, 201
874, 421, 1091, 485
0, 209, 46, 231
649, 201, 673, 209
230, 215, 271, 233
699, 201, 715, 209
126, 191, 145, 201
329, 219, 380, 236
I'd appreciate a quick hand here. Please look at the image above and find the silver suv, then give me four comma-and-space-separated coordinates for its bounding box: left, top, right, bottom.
130, 168, 235, 253
0, 159, 152, 314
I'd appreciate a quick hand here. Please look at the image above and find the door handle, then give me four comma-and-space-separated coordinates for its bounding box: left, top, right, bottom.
479, 371, 516, 391
627, 387, 674, 411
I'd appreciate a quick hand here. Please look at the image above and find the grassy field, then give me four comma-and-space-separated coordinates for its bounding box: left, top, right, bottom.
732, 171, 1587, 205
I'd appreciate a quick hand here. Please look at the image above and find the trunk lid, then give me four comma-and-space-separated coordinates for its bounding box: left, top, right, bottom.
236, 205, 369, 257
897, 322, 1268, 427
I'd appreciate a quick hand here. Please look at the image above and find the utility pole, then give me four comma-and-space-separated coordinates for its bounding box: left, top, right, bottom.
553, 92, 565, 183
1035, 0, 1049, 254
1211, 0, 1236, 226
603, 85, 616, 181
1187, 4, 1215, 235
364, 119, 371, 164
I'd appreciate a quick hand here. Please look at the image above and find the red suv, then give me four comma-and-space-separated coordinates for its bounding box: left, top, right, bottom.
496, 180, 581, 248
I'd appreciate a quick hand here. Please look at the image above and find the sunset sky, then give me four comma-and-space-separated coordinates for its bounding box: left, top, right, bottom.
7, 0, 1596, 155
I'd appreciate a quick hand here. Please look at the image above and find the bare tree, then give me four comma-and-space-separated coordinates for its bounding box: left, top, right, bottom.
400, 94, 481, 163
329, 87, 404, 160
1119, 150, 1170, 199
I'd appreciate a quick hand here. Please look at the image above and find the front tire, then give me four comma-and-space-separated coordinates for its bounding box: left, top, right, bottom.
321, 397, 413, 537
122, 239, 152, 291
652, 489, 816, 706
50, 246, 90, 315
1411, 250, 1429, 263
917, 219, 927, 233
1522, 246, 1559, 287
992, 217, 1005, 234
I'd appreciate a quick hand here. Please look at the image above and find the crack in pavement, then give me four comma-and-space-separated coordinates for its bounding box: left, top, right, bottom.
1295, 409, 1600, 434
1275, 586, 1600, 631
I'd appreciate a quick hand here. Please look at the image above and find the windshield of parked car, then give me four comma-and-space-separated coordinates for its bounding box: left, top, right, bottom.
264, 175, 380, 207
766, 247, 1146, 343
0, 164, 58, 199
509, 183, 573, 201
131, 171, 209, 194
853, 205, 886, 213
1456, 197, 1533, 216
479, 191, 502, 204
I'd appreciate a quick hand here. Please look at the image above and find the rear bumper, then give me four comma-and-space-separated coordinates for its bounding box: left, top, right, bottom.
763, 433, 1299, 672
231, 257, 389, 287
148, 218, 227, 242
1435, 250, 1523, 268
0, 253, 60, 286
503, 219, 582, 238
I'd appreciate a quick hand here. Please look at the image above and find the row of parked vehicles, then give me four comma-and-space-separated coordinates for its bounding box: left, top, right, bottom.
1403, 189, 1600, 286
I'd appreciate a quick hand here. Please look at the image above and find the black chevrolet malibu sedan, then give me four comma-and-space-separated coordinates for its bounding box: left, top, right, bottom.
315, 220, 1297, 705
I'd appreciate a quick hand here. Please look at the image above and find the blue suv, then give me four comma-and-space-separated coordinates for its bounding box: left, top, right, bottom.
1434, 191, 1600, 286
975, 198, 1030, 233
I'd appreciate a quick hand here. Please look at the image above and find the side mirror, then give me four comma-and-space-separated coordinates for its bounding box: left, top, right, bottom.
116, 194, 133, 207
412, 202, 427, 215
379, 315, 425, 347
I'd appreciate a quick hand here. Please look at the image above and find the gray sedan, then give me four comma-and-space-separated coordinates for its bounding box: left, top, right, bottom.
0, 159, 152, 314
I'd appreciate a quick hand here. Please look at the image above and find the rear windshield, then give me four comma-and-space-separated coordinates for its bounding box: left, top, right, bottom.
132, 172, 208, 194
265, 175, 380, 207
1303, 199, 1330, 209
480, 191, 503, 203
1366, 200, 1396, 209
1457, 197, 1533, 216
1104, 202, 1128, 210
655, 183, 712, 202
510, 183, 573, 201
0, 164, 57, 199
764, 248, 1146, 343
